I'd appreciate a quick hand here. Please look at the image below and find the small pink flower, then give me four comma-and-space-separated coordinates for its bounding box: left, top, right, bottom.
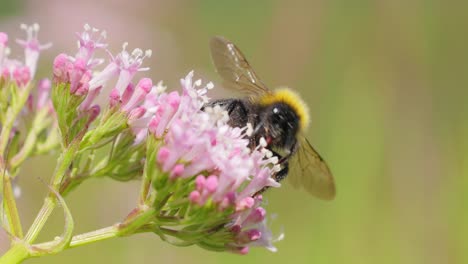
53, 53, 72, 84
122, 78, 152, 112
169, 164, 185, 180
243, 207, 266, 226
74, 24, 107, 65
236, 229, 262, 244
149, 91, 181, 138
16, 24, 51, 79
88, 43, 152, 93
245, 219, 284, 252
69, 58, 90, 94
128, 106, 146, 121
87, 105, 101, 124
52, 24, 107, 104
79, 86, 102, 111
121, 83, 134, 105
129, 82, 165, 140
0, 25, 50, 88
109, 88, 121, 108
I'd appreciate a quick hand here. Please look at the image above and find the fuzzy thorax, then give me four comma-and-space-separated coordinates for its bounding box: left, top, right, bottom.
259, 88, 310, 130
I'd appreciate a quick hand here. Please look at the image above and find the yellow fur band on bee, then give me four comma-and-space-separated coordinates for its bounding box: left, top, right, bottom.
259, 87, 310, 130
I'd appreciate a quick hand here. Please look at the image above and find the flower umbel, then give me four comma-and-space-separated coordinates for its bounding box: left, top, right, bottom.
142, 72, 282, 252
0, 24, 285, 263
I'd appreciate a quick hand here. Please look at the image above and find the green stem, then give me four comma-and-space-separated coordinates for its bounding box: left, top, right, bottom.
69, 226, 119, 248
24, 197, 54, 243
0, 243, 29, 264
51, 141, 79, 190
0, 113, 15, 157
0, 86, 35, 238
24, 139, 79, 243
59, 175, 87, 197
8, 226, 118, 261
34, 225, 119, 250
140, 136, 162, 205
138, 175, 151, 205
118, 207, 156, 236
2, 171, 23, 238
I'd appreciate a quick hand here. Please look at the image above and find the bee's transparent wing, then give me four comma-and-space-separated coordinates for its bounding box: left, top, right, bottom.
289, 136, 336, 200
210, 36, 272, 98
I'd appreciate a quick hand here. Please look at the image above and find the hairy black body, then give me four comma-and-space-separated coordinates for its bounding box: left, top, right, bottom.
203, 98, 301, 183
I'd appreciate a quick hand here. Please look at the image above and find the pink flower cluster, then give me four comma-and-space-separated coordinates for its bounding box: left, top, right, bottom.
152, 71, 282, 252
52, 24, 158, 143
52, 24, 107, 97
0, 24, 53, 114
0, 24, 51, 87
48, 24, 284, 252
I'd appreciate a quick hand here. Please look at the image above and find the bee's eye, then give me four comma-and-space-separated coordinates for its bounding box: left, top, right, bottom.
273, 107, 279, 114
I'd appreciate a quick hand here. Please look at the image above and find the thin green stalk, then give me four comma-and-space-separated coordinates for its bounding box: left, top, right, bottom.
139, 175, 152, 205
0, 243, 29, 264
24, 226, 119, 257
118, 207, 156, 236
59, 174, 87, 196
0, 226, 119, 264
140, 136, 161, 205
2, 171, 23, 238
0, 86, 33, 239
0, 113, 16, 156
68, 226, 119, 248
51, 140, 80, 190
24, 197, 55, 243
24, 141, 79, 243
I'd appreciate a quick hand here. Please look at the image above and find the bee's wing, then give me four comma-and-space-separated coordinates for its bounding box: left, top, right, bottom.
289, 136, 336, 200
210, 36, 273, 98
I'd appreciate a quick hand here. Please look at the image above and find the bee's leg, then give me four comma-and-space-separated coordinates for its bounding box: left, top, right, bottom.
272, 140, 300, 183
278, 140, 298, 164
274, 163, 289, 182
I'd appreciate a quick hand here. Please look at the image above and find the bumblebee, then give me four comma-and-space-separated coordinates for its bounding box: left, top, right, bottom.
205, 36, 335, 200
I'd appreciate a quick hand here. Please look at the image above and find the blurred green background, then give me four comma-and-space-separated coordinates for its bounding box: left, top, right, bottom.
1, 0, 468, 263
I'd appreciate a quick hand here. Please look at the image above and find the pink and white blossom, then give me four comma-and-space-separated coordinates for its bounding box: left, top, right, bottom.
16, 24, 52, 79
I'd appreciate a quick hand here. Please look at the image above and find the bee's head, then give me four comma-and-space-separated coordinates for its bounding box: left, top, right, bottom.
256, 88, 310, 151
257, 102, 300, 151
